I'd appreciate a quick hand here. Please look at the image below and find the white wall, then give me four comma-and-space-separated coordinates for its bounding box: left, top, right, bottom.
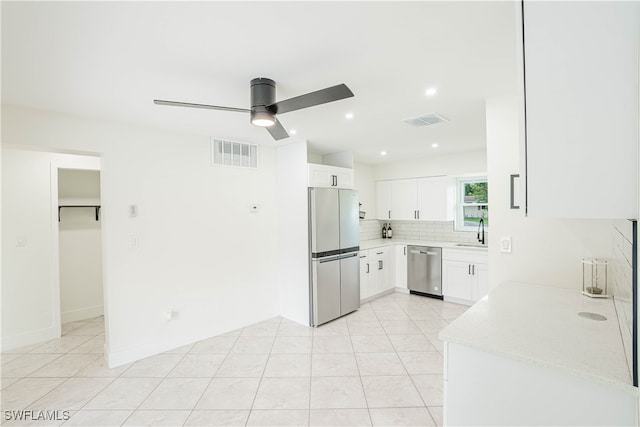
2, 105, 280, 366
276, 141, 310, 325
58, 169, 104, 323
2, 149, 100, 349
373, 149, 487, 182
353, 162, 375, 219
486, 94, 613, 289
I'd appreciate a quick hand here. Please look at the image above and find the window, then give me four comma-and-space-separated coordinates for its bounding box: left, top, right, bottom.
456, 177, 488, 231
212, 138, 258, 169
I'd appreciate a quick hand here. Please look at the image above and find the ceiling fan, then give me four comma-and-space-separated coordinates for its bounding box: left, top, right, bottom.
154, 78, 354, 141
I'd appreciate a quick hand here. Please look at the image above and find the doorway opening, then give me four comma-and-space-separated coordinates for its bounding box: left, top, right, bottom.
57, 168, 105, 346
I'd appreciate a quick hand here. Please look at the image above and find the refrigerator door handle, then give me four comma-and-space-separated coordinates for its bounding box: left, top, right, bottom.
338, 253, 358, 260
319, 256, 340, 263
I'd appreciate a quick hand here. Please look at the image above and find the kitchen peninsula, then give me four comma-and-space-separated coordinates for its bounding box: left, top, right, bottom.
439, 281, 637, 426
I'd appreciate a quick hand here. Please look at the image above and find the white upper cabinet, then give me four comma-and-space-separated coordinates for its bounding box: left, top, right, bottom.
376, 176, 454, 221
417, 177, 455, 221
307, 163, 354, 189
391, 179, 418, 220
520, 1, 638, 218
376, 181, 392, 220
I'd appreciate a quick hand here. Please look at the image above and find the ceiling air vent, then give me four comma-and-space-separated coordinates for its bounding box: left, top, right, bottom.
402, 112, 449, 127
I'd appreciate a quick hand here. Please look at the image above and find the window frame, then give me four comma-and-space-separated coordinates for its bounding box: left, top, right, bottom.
455, 176, 489, 232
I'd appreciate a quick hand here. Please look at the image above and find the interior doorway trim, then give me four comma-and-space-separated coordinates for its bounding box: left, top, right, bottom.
49, 155, 102, 340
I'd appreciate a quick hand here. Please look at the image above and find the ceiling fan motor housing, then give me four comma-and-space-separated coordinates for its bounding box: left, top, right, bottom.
250, 78, 276, 124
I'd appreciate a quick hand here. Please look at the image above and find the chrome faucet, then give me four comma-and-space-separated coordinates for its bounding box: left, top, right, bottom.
477, 218, 485, 245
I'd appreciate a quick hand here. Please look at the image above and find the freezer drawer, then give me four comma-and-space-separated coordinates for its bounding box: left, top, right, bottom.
340, 252, 360, 315
311, 257, 341, 326
408, 246, 442, 296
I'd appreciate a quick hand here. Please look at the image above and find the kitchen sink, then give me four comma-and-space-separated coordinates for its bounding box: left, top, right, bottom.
455, 243, 487, 248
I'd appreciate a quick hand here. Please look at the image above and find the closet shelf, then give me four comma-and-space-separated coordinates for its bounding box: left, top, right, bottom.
58, 205, 101, 222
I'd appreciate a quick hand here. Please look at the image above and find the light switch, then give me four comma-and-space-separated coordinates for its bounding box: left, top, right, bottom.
129, 205, 138, 218
500, 236, 512, 253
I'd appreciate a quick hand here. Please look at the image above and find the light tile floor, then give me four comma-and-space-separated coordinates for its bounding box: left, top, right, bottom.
1, 292, 468, 426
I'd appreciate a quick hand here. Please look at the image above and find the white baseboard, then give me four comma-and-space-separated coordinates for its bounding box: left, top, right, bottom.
1, 325, 59, 352
443, 295, 473, 306
62, 305, 104, 323
394, 287, 410, 294
105, 312, 279, 368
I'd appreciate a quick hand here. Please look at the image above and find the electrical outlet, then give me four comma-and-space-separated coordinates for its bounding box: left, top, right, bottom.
500, 236, 512, 253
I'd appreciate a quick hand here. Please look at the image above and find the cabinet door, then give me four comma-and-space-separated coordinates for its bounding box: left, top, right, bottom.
394, 245, 408, 289
522, 2, 638, 218
473, 263, 489, 301
308, 164, 333, 187
376, 181, 392, 220
442, 260, 473, 301
359, 252, 370, 300
334, 169, 353, 189
391, 179, 418, 220
370, 249, 389, 294
417, 177, 454, 221
308, 164, 354, 189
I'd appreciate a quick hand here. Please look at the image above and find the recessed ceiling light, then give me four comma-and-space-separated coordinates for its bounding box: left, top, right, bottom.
380, 151, 387, 156
425, 87, 437, 97
432, 143, 439, 148
290, 129, 297, 135
345, 112, 354, 120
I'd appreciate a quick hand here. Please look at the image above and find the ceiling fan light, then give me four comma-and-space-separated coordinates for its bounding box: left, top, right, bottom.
250, 110, 275, 127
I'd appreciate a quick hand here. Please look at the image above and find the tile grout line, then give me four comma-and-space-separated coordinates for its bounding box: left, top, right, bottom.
9, 321, 105, 413
185, 330, 243, 427
346, 313, 374, 427
244, 317, 281, 427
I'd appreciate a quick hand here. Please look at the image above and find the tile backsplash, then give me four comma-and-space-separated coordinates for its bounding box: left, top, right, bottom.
359, 219, 485, 244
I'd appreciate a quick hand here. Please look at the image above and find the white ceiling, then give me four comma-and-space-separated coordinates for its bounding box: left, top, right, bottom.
2, 1, 517, 164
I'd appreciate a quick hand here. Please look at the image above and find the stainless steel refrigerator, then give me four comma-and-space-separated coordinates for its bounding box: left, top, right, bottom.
309, 188, 360, 326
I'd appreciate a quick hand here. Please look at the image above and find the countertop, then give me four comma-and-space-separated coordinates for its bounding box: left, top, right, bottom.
360, 238, 488, 252
439, 281, 636, 394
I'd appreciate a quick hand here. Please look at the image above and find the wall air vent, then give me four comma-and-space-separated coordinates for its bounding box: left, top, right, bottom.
212, 138, 258, 169
402, 112, 449, 127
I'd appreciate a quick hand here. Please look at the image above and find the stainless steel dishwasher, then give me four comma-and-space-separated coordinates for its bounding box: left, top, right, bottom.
407, 246, 442, 298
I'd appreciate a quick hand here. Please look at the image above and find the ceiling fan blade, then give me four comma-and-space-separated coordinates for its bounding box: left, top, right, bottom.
153, 99, 250, 113
268, 84, 354, 115
265, 117, 289, 141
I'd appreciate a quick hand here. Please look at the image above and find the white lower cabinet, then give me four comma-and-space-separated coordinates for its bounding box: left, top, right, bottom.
442, 249, 488, 305
360, 247, 391, 300
393, 244, 408, 289
359, 251, 370, 300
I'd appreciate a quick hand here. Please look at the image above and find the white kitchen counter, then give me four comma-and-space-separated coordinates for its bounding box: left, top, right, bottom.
440, 281, 635, 394
360, 238, 488, 252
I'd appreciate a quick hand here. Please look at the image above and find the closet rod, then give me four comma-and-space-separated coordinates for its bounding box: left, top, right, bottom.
58, 205, 101, 222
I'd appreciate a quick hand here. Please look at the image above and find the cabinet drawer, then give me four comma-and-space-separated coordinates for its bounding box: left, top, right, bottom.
443, 248, 488, 265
